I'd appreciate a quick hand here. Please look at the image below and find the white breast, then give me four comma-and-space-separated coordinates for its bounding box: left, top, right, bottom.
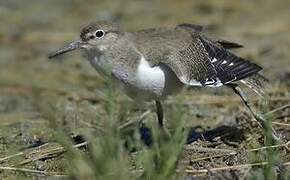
122, 56, 184, 101
134, 57, 166, 97
90, 54, 182, 101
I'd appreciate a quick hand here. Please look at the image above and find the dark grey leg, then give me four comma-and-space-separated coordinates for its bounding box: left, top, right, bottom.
155, 101, 164, 128
227, 83, 280, 141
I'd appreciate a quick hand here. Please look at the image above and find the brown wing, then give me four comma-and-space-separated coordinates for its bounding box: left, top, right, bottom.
178, 23, 243, 49
164, 35, 218, 85
132, 27, 219, 86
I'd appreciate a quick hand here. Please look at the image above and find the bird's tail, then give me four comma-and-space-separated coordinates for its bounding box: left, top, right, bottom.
240, 73, 269, 98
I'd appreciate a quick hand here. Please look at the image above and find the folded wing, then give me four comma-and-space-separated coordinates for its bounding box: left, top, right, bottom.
132, 24, 261, 87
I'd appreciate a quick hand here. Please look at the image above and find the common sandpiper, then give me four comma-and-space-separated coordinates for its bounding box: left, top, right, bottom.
49, 21, 277, 139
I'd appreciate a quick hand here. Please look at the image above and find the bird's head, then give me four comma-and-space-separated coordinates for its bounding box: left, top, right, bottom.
48, 21, 120, 59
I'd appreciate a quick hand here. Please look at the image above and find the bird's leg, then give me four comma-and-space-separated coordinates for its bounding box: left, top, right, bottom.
227, 83, 280, 142
155, 100, 164, 128
155, 101, 171, 138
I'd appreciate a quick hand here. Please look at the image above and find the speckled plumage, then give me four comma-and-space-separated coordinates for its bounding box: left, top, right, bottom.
50, 21, 263, 100
131, 26, 218, 86
130, 24, 260, 87
49, 21, 270, 132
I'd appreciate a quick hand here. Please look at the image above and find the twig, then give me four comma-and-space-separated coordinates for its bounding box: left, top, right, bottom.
0, 144, 51, 163
187, 142, 290, 163
184, 145, 236, 154
266, 104, 290, 116
247, 141, 290, 152
186, 161, 290, 175
272, 121, 290, 127
0, 142, 87, 166
119, 110, 151, 129
0, 166, 65, 177
0, 152, 24, 163
186, 162, 268, 174
188, 152, 237, 163
16, 142, 88, 166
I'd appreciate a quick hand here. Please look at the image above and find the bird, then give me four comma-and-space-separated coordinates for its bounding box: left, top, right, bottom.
48, 21, 274, 138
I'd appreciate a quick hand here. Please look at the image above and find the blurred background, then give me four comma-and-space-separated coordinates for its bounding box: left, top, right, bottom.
0, 0, 290, 179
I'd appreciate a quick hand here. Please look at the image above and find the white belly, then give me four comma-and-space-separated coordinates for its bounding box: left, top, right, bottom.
124, 57, 183, 101
136, 57, 166, 92
89, 55, 183, 101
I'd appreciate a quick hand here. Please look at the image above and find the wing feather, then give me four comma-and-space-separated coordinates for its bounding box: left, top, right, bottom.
132, 27, 219, 86
132, 25, 261, 87
200, 37, 262, 84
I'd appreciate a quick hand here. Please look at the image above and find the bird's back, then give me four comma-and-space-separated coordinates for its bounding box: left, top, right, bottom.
131, 24, 262, 88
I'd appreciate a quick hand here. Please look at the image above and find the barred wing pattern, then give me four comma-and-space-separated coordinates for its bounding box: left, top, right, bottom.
200, 37, 262, 85
133, 25, 262, 88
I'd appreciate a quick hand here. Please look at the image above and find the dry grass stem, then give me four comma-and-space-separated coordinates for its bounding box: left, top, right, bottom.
185, 161, 290, 176
0, 166, 66, 177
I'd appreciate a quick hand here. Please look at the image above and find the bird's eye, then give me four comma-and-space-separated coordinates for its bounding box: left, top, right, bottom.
95, 30, 105, 38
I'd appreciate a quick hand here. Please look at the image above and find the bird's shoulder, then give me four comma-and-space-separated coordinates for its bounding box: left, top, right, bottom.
129, 25, 218, 85
126, 24, 259, 87
130, 25, 201, 63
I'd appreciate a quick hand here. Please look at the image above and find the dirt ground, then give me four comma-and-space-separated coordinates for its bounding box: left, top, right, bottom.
0, 0, 290, 179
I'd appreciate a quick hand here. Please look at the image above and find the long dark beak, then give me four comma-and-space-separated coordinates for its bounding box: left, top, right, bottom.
48, 40, 82, 59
